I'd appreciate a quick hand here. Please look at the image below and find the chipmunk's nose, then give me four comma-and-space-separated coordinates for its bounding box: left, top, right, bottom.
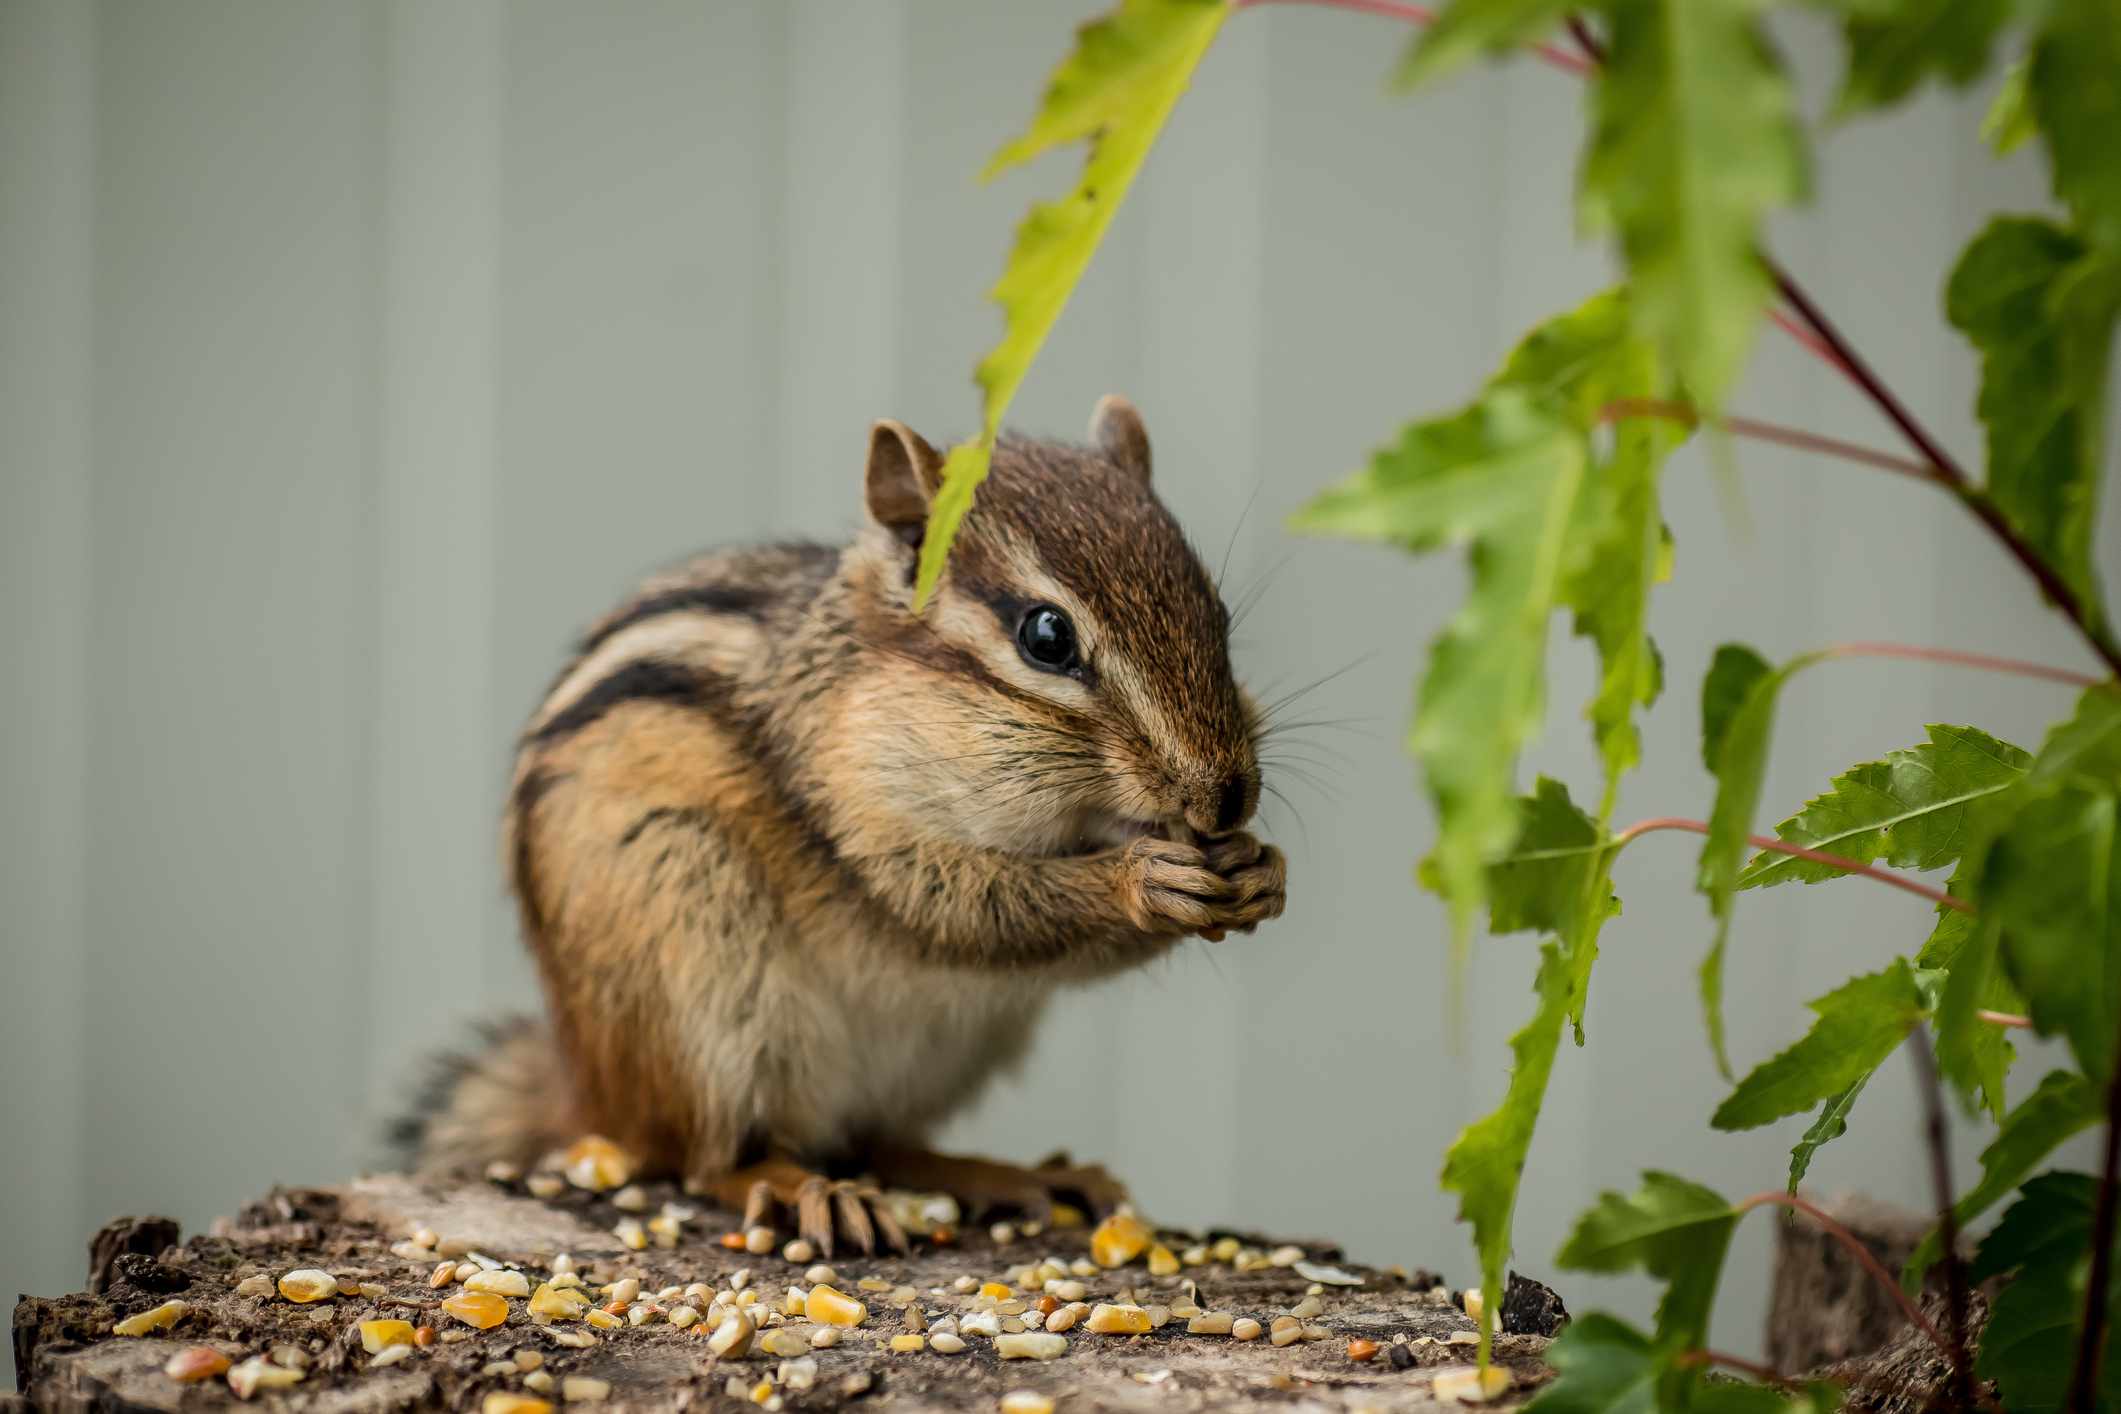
1185, 770, 1257, 835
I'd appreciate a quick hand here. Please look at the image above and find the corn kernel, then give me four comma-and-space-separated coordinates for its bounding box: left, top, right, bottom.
1186, 1311, 1234, 1335
1048, 1203, 1086, 1230
163, 1346, 230, 1382
995, 1332, 1067, 1360
528, 1283, 588, 1319
563, 1136, 634, 1192
585, 1308, 622, 1330
1462, 1287, 1485, 1321
1089, 1213, 1151, 1269
465, 1270, 530, 1298
226, 1356, 304, 1400
978, 1281, 1012, 1301
1434, 1365, 1513, 1404
1147, 1244, 1179, 1277
1290, 1295, 1323, 1319
359, 1319, 415, 1354
369, 1345, 413, 1369
562, 1377, 611, 1402
1347, 1337, 1380, 1362
708, 1311, 755, 1358
614, 1219, 646, 1251
758, 1327, 809, 1358
748, 1380, 773, 1405
276, 1270, 337, 1304
930, 1332, 967, 1354
113, 1300, 187, 1336
804, 1285, 868, 1327
889, 1333, 925, 1353
1210, 1237, 1240, 1263
481, 1396, 553, 1414
441, 1291, 509, 1330
1269, 1316, 1302, 1347
1001, 1394, 1056, 1414
1232, 1317, 1263, 1341
1085, 1303, 1151, 1335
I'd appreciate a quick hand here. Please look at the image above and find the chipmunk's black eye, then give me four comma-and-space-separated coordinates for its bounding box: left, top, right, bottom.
1015, 603, 1081, 675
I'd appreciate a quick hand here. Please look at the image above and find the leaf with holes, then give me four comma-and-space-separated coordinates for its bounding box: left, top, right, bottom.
913, 0, 1226, 608
1712, 961, 1927, 1131
1580, 0, 1807, 411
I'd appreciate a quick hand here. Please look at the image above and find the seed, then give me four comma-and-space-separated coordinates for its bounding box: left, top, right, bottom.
1462, 1287, 1484, 1321
600, 1277, 640, 1305
613, 1220, 646, 1251
1085, 1303, 1151, 1335
113, 1300, 188, 1336
961, 1309, 1002, 1336
810, 1327, 841, 1349
442, 1291, 510, 1329
226, 1355, 304, 1400
527, 1174, 566, 1199
1209, 1237, 1240, 1263
1433, 1365, 1513, 1404
990, 1222, 1017, 1245
669, 1305, 699, 1329
1269, 1315, 1303, 1347
1146, 1305, 1171, 1329
804, 1285, 868, 1327
889, 1334, 926, 1353
546, 1328, 597, 1349
1232, 1318, 1263, 1342
1044, 1278, 1087, 1302
647, 1215, 682, 1247
563, 1136, 634, 1192
976, 1281, 1010, 1301
414, 1325, 436, 1348
1089, 1213, 1152, 1269
1186, 1311, 1234, 1335
708, 1310, 756, 1358
360, 1319, 416, 1354
524, 1370, 555, 1393
1143, 1243, 1179, 1278
742, 1225, 775, 1255
611, 1185, 649, 1212
1290, 1295, 1323, 1320
995, 1332, 1067, 1360
164, 1347, 231, 1382
628, 1304, 660, 1327
515, 1351, 545, 1372
1447, 1330, 1480, 1346
1000, 1394, 1056, 1414
930, 1332, 967, 1354
805, 1264, 840, 1287
585, 1308, 622, 1330
425, 1261, 454, 1290
277, 1269, 337, 1304
1070, 1258, 1096, 1278
757, 1327, 808, 1358
466, 1270, 531, 1298
270, 1344, 310, 1371
779, 1356, 819, 1391
905, 1306, 928, 1333
233, 1274, 273, 1299
1269, 1245, 1305, 1267
1181, 1245, 1209, 1265
529, 1283, 589, 1319
480, 1396, 553, 1414
1346, 1337, 1380, 1362
369, 1345, 413, 1369
778, 1236, 815, 1264
563, 1376, 611, 1402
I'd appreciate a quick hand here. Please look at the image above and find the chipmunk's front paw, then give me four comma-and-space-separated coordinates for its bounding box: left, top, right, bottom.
1201, 831, 1286, 934
1115, 836, 1227, 935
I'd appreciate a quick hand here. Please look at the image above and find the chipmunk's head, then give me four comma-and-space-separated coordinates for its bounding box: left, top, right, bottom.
855, 396, 1260, 854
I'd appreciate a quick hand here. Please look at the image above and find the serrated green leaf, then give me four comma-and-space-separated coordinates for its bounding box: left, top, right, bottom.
1970, 1173, 2121, 1414
1921, 894, 2019, 1120
1830, 0, 2010, 117
1947, 217, 2120, 640
2027, 0, 2121, 252
1555, 1170, 1735, 1347
1295, 391, 1587, 949
1738, 725, 2031, 889
1524, 1313, 1665, 1414
1984, 780, 2121, 1081
1395, 0, 1576, 90
1788, 1076, 1868, 1194
1697, 645, 1813, 1077
1712, 961, 1926, 1130
1983, 59, 2034, 155
2022, 687, 2121, 792
1580, 0, 1807, 411
913, 0, 1226, 608
1489, 778, 1608, 941
1905, 1070, 2102, 1291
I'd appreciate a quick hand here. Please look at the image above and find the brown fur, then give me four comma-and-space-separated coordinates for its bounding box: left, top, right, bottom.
408, 400, 1285, 1186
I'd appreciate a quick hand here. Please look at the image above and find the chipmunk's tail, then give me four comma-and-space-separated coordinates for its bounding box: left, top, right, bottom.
388, 1016, 579, 1176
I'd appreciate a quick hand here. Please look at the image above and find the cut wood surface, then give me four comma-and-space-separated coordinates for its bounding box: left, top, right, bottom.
12, 1173, 1564, 1412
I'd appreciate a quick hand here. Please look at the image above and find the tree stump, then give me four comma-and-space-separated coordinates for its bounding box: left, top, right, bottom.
12, 1174, 1562, 1411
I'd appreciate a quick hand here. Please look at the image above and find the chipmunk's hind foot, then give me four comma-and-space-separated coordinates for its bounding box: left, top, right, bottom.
865, 1144, 1128, 1225
709, 1155, 910, 1260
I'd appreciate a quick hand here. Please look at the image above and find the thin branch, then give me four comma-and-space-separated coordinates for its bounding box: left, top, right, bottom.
1823, 641, 2108, 690
1608, 817, 1973, 913
1673, 1348, 1799, 1389
1980, 1009, 2033, 1029
2067, 1016, 2121, 1410
1602, 399, 1937, 483
1908, 1027, 1975, 1408
1230, 3, 1594, 81
1736, 1190, 1949, 1356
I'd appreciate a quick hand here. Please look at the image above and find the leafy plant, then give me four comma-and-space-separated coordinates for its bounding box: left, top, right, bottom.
927, 0, 2121, 1404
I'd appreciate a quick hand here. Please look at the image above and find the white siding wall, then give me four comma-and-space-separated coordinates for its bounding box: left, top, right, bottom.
4, 0, 2112, 1379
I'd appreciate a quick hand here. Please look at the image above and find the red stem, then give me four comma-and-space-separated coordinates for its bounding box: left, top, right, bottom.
1673, 1348, 1798, 1388
1230, 1, 1596, 79
1823, 641, 2107, 690
1908, 1028, 1976, 1406
1602, 398, 1936, 483
1737, 1191, 1949, 1355
1611, 817, 1973, 913
1980, 1009, 2033, 1029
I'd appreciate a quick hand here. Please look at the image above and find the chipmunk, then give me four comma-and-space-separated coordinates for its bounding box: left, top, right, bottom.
398, 396, 1286, 1255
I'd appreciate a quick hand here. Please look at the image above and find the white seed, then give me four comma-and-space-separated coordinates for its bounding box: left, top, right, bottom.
960, 1310, 1002, 1337
276, 1269, 337, 1304
929, 1332, 966, 1354
743, 1226, 775, 1255
527, 1174, 566, 1199
523, 1370, 555, 1393
1434, 1365, 1513, 1404
368, 1345, 413, 1369
614, 1219, 646, 1251
1042, 1305, 1080, 1333
952, 1275, 979, 1293
562, 1376, 611, 1403
546, 1327, 598, 1349
226, 1355, 303, 1399
809, 1327, 841, 1349
611, 1185, 649, 1212
485, 1161, 522, 1184
990, 1222, 1017, 1245
1043, 1279, 1087, 1302
235, 1275, 273, 1299
995, 1332, 1068, 1360
465, 1270, 530, 1298
550, 1254, 576, 1275
1290, 1295, 1324, 1320
1000, 1394, 1056, 1414
1187, 1311, 1234, 1335
669, 1305, 699, 1330
707, 1310, 756, 1358
1232, 1318, 1263, 1342
604, 1278, 641, 1305
806, 1265, 840, 1288
1270, 1316, 1303, 1347
1462, 1287, 1485, 1321
782, 1238, 816, 1265
1269, 1245, 1305, 1267
412, 1228, 440, 1249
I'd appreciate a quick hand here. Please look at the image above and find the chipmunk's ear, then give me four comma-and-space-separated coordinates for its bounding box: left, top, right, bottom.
865, 419, 946, 543
1089, 394, 1151, 485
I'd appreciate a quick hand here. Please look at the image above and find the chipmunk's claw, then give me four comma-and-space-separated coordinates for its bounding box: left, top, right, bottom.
715, 1159, 909, 1259
866, 1144, 1131, 1225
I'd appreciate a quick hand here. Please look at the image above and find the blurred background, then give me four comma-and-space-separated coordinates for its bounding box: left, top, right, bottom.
5, 0, 2116, 1383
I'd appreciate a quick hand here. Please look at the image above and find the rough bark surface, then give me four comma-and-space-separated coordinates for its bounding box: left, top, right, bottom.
12, 1175, 1556, 1412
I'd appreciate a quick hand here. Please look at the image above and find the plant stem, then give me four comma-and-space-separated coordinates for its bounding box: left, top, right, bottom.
1602, 399, 1937, 483
1608, 817, 1973, 913
1673, 1348, 1798, 1387
1230, 0, 1595, 73
2067, 1042, 2121, 1409
1822, 641, 2108, 690
1979, 1009, 2033, 1029
1737, 1190, 1949, 1355
1908, 1027, 1975, 1408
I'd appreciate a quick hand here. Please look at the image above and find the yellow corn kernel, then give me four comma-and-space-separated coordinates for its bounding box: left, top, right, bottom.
978, 1282, 1012, 1301
1048, 1203, 1086, 1230
164, 1347, 230, 1382
804, 1284, 868, 1328
749, 1380, 773, 1405
1433, 1365, 1513, 1404
440, 1291, 509, 1330
1001, 1393, 1057, 1414
1147, 1244, 1179, 1277
480, 1396, 553, 1414
359, 1320, 415, 1354
113, 1300, 188, 1337
584, 1308, 622, 1330
562, 1135, 634, 1192
889, 1333, 925, 1353
276, 1270, 337, 1304
1084, 1303, 1151, 1335
464, 1269, 530, 1297
226, 1355, 304, 1399
1089, 1213, 1151, 1269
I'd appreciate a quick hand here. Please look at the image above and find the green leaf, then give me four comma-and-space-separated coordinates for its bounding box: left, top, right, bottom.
912, 0, 1226, 608
1947, 217, 2120, 639
1554, 1171, 1735, 1346
1697, 645, 1813, 1076
1295, 391, 1587, 948
2027, 0, 2121, 251
1396, 0, 1577, 90
1580, 0, 1807, 411
1524, 1313, 1664, 1414
1921, 898, 2019, 1120
1712, 961, 1927, 1130
1904, 1070, 2102, 1290
1489, 777, 1608, 942
1982, 59, 2035, 155
1984, 781, 2121, 1081
1830, 0, 2010, 117
1971, 1173, 2121, 1414
1787, 1075, 1867, 1194
1737, 725, 2031, 889
2020, 687, 2121, 794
